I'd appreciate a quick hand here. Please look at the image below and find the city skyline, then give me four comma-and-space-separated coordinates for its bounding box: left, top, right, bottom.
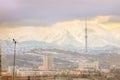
0, 0, 120, 80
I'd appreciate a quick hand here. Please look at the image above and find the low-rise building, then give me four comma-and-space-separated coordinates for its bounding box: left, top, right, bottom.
78, 61, 99, 71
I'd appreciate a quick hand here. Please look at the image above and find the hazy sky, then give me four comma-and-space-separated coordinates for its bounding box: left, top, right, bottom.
0, 0, 120, 25
0, 0, 120, 42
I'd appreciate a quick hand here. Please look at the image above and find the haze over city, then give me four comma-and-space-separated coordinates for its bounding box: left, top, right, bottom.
0, 0, 120, 80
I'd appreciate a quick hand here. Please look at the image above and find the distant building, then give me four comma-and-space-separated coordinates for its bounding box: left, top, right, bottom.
16, 69, 55, 76
38, 66, 44, 70
78, 61, 99, 71
110, 65, 120, 70
73, 78, 90, 80
99, 64, 110, 73
100, 69, 110, 73
43, 53, 54, 70
1, 70, 8, 76
7, 66, 18, 75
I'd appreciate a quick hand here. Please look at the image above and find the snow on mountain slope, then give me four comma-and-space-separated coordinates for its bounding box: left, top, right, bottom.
0, 20, 120, 50
26, 20, 119, 48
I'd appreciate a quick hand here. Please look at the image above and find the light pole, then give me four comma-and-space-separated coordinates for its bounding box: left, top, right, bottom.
13, 39, 17, 80
0, 47, 2, 77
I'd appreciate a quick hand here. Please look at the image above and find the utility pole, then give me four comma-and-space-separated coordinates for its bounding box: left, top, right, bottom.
13, 39, 17, 80
0, 47, 2, 77
85, 18, 88, 53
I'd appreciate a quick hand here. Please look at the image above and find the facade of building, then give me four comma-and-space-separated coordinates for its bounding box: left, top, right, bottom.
43, 53, 54, 70
17, 70, 55, 76
7, 66, 18, 75
78, 61, 99, 71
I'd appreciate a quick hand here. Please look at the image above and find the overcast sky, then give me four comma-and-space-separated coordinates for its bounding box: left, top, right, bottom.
0, 0, 120, 26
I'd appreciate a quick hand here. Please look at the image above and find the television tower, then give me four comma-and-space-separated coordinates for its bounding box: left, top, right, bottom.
85, 18, 88, 53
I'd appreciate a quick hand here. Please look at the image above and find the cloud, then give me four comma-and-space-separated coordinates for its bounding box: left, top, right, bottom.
107, 16, 120, 23
0, 16, 120, 48
0, 16, 120, 41
0, 0, 120, 26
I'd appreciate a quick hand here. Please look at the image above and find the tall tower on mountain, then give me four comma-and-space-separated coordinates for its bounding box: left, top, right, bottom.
85, 18, 88, 53
0, 47, 2, 76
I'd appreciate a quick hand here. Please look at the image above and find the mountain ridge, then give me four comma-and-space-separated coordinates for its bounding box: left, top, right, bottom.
0, 40, 120, 54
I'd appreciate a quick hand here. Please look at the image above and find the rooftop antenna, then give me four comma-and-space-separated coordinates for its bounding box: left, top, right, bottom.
85, 18, 88, 53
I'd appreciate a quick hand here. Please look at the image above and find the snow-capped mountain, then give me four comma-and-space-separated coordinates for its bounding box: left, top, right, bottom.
0, 20, 120, 54
13, 20, 119, 48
